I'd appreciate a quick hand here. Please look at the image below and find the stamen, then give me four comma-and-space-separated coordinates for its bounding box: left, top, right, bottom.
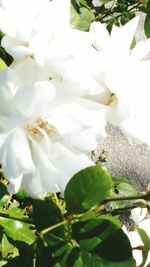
25, 118, 62, 142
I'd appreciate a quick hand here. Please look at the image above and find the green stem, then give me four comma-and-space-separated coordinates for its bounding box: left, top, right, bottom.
41, 220, 67, 236
98, 0, 117, 21
101, 205, 137, 215
41, 213, 84, 236
39, 193, 150, 236
99, 1, 141, 23
0, 212, 33, 224
102, 193, 150, 204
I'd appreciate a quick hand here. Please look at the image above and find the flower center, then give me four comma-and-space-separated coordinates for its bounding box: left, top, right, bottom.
106, 93, 117, 106
25, 118, 61, 142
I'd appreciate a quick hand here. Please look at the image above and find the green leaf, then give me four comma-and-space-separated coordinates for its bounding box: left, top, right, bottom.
36, 238, 55, 267
111, 178, 137, 208
144, 14, 150, 37
77, 0, 90, 8
93, 228, 132, 261
0, 219, 36, 244
54, 264, 61, 267
2, 252, 34, 267
71, 5, 94, 31
66, 247, 82, 267
81, 250, 136, 267
2, 202, 27, 220
116, 183, 137, 197
141, 0, 149, 8
0, 58, 7, 70
15, 188, 27, 200
0, 182, 10, 206
100, 258, 136, 267
100, 0, 112, 3
65, 165, 112, 214
1, 234, 18, 258
138, 228, 150, 249
32, 198, 64, 236
81, 251, 102, 267
72, 217, 132, 262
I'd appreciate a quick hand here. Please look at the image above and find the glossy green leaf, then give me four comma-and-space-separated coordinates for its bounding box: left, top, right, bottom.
65, 165, 112, 214
36, 237, 72, 267
81, 250, 136, 267
36, 238, 56, 267
0, 219, 36, 244
2, 202, 27, 220
66, 247, 82, 267
32, 198, 64, 236
100, 258, 136, 267
0, 241, 34, 266
72, 217, 132, 262
81, 251, 102, 267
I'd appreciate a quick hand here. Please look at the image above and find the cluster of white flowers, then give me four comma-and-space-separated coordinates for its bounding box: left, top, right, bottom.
0, 0, 150, 198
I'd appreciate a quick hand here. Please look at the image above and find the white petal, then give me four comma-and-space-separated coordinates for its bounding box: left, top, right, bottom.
11, 57, 50, 86
110, 16, 139, 56
70, 130, 98, 151
21, 138, 58, 196
0, 128, 34, 178
130, 208, 148, 225
7, 175, 23, 194
14, 81, 55, 118
131, 39, 150, 61
90, 21, 110, 54
2, 36, 33, 60
120, 117, 150, 146
51, 142, 94, 192
0, 68, 17, 100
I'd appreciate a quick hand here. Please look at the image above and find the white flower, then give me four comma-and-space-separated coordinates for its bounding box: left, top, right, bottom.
0, 0, 92, 67
0, 0, 103, 99
0, 58, 107, 197
123, 207, 150, 266
88, 17, 150, 146
0, 0, 70, 61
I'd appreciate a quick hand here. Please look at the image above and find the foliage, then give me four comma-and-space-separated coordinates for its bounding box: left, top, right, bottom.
71, 0, 150, 33
0, 165, 149, 266
0, 1, 150, 266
